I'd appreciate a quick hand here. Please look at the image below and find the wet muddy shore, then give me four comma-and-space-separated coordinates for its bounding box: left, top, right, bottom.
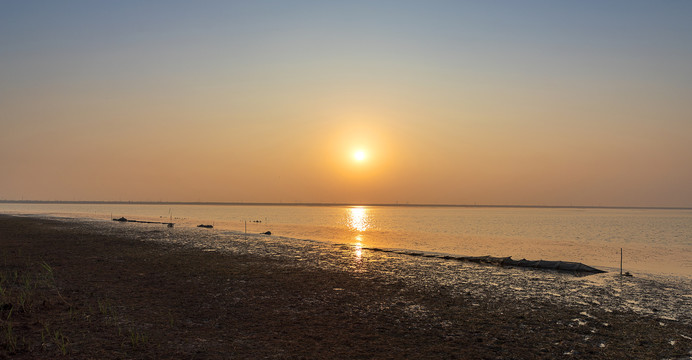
1, 214, 691, 359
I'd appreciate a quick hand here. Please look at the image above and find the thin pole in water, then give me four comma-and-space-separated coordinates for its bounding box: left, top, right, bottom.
245, 220, 247, 234
620, 248, 623, 276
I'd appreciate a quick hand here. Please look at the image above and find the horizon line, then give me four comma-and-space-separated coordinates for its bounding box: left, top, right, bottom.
1, 199, 691, 211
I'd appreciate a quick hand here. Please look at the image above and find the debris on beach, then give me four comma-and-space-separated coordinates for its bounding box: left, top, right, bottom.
261, 231, 271, 235
500, 257, 605, 273
362, 248, 605, 275
197, 224, 214, 229
112, 217, 175, 228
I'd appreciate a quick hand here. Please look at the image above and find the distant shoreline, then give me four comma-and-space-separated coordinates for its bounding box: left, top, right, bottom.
1, 199, 691, 211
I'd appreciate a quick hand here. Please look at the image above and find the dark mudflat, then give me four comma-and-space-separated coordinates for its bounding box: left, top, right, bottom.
0, 215, 690, 359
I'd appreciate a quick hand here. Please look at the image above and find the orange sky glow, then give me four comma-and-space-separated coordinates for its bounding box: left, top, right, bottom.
1, 2, 691, 207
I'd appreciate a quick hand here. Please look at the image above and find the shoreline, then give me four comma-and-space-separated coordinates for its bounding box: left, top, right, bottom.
4, 208, 691, 280
1, 214, 691, 359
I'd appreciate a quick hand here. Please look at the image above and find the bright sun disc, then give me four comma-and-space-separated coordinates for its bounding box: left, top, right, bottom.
353, 150, 367, 162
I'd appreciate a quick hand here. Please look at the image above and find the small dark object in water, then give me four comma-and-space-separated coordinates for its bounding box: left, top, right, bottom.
113, 217, 173, 228
261, 231, 271, 235
623, 271, 633, 277
197, 224, 213, 229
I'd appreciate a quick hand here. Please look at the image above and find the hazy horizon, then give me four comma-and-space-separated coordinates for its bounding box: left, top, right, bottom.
2, 1, 692, 208
3, 199, 692, 211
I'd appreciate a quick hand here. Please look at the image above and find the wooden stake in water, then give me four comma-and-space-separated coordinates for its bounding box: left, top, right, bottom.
620, 248, 623, 276
244, 220, 247, 234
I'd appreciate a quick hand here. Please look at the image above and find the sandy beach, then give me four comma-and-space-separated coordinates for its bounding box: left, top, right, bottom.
1, 214, 691, 359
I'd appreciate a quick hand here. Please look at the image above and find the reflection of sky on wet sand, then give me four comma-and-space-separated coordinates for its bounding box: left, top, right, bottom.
354, 243, 363, 263
75, 217, 692, 324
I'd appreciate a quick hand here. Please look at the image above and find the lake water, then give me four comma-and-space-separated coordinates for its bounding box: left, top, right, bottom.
1, 203, 690, 278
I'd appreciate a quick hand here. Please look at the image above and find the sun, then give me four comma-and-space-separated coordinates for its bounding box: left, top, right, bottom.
353, 150, 367, 162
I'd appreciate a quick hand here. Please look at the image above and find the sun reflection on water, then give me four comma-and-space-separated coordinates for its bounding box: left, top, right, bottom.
348, 208, 370, 263
353, 234, 364, 262
354, 243, 362, 262
347, 207, 370, 232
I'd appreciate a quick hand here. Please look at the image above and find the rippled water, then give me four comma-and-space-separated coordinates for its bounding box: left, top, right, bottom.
1, 203, 691, 278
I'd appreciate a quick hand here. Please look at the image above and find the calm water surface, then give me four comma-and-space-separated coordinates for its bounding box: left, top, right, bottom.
2, 203, 690, 278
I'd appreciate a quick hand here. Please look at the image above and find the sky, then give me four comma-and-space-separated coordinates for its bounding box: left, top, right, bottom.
1, 1, 691, 207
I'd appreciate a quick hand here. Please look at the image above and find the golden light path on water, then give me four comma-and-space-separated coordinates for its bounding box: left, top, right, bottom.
348, 207, 370, 232
347, 207, 371, 263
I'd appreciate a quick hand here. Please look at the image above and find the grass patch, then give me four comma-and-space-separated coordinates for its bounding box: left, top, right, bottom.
0, 261, 81, 356
128, 327, 149, 348
2, 316, 17, 353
